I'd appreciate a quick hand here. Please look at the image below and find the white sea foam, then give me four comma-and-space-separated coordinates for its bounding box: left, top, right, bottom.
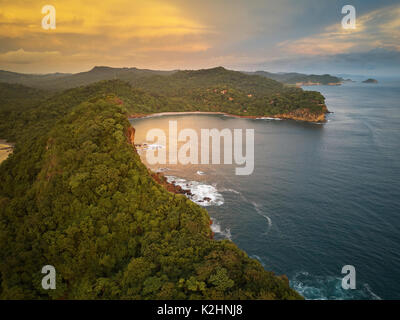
251, 201, 272, 229
165, 176, 224, 207
364, 283, 382, 300
290, 271, 382, 300
219, 188, 241, 195
256, 117, 283, 120
136, 143, 165, 155
211, 218, 232, 240
263, 215, 272, 227
146, 144, 165, 150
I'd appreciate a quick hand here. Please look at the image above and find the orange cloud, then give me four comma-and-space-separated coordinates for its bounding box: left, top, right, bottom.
0, 0, 217, 72
0, 0, 211, 37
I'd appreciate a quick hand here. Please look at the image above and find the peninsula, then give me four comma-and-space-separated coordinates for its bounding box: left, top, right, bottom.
0, 70, 306, 300
0, 67, 329, 122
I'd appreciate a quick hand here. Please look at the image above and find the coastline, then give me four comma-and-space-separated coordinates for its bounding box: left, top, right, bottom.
295, 82, 342, 87
128, 110, 327, 123
125, 123, 295, 289
125, 126, 216, 238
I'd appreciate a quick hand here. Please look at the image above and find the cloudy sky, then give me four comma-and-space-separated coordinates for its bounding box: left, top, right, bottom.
0, 0, 399, 75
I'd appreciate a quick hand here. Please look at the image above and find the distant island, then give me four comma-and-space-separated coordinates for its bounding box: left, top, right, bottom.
362, 78, 378, 84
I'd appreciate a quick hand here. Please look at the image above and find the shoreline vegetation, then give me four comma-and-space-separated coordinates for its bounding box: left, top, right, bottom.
129, 110, 328, 122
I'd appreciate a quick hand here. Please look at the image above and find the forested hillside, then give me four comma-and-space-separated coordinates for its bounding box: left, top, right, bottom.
0, 81, 302, 299
0, 67, 174, 91
0, 67, 328, 121
0, 67, 329, 125
127, 67, 328, 119
0, 81, 163, 141
0, 66, 343, 89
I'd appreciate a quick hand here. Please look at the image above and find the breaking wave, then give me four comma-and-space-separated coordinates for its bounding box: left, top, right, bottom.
165, 176, 224, 207
219, 187, 241, 195
251, 201, 272, 229
136, 143, 165, 155
256, 117, 283, 120
263, 215, 272, 227
290, 271, 382, 300
211, 218, 232, 240
145, 144, 165, 150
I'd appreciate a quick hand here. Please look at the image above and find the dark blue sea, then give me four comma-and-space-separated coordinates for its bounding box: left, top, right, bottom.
130, 79, 400, 300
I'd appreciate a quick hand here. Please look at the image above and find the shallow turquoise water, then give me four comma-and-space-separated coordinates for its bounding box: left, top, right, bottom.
130, 80, 400, 300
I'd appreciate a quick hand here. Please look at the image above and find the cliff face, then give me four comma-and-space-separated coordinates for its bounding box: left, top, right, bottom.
150, 171, 193, 195
125, 126, 136, 147
125, 125, 192, 196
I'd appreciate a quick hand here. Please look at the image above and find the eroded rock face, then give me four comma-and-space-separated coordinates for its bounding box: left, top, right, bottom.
149, 171, 193, 196
126, 126, 136, 146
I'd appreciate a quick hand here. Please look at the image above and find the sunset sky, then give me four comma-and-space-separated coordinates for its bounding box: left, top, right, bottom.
0, 0, 399, 75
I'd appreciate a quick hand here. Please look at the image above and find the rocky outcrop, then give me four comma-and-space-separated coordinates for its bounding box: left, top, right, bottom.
275, 107, 327, 122
125, 126, 136, 147
150, 171, 193, 197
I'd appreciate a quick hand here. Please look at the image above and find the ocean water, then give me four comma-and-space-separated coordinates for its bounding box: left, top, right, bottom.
130, 80, 400, 300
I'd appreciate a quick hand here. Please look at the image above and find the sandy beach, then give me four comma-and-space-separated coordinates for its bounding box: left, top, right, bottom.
0, 139, 13, 164
128, 111, 280, 120
128, 110, 326, 123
